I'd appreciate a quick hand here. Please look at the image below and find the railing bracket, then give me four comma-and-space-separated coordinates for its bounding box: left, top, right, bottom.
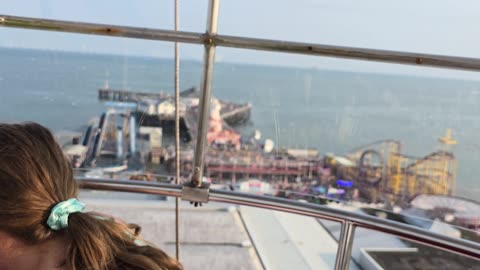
181, 181, 210, 207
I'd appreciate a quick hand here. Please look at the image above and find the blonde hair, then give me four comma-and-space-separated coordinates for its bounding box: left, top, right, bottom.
0, 122, 182, 270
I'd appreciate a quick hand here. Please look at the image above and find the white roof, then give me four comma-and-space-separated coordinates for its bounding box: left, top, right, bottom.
64, 144, 87, 156
334, 156, 355, 167
410, 194, 480, 219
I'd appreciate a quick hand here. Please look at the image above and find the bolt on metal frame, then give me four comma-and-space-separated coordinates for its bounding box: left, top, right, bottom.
2, 0, 480, 269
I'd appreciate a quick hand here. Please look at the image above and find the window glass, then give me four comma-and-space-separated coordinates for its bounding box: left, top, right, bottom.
218, 0, 480, 59
2, 2, 480, 268
211, 48, 480, 231
1, 0, 207, 31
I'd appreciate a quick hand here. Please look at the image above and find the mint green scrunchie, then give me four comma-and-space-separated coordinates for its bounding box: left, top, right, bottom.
47, 198, 85, 231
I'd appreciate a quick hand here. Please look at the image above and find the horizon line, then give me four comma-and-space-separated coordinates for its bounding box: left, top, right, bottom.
1, 45, 479, 82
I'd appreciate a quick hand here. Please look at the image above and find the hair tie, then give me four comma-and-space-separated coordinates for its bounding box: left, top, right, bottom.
47, 198, 85, 231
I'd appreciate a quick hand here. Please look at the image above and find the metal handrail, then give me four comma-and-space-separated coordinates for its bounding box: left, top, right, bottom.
78, 178, 480, 265
2, 14, 480, 72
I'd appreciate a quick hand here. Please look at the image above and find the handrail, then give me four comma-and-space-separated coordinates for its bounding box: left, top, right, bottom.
77, 177, 480, 263
2, 15, 480, 72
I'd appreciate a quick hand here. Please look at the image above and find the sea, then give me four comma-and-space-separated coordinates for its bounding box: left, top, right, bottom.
1, 47, 480, 200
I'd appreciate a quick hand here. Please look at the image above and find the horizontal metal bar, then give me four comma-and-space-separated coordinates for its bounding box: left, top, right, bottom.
0, 15, 204, 44
2, 14, 480, 71
214, 35, 480, 72
77, 178, 480, 261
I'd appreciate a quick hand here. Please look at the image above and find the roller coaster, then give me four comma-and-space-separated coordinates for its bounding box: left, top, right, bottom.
330, 132, 456, 204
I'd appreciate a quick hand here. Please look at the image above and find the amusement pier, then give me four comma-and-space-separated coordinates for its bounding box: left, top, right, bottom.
65, 87, 480, 269
65, 87, 458, 208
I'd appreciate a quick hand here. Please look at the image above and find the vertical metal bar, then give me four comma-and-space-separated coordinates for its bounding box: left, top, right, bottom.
174, 0, 181, 261
334, 221, 356, 270
191, 0, 220, 187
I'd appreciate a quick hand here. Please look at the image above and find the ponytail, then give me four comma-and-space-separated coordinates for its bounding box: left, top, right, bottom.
66, 212, 183, 270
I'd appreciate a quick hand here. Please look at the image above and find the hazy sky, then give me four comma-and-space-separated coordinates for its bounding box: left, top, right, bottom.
1, 0, 480, 79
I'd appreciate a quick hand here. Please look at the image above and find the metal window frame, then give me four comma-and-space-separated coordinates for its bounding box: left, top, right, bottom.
2, 14, 480, 71
191, 0, 220, 186
173, 0, 181, 260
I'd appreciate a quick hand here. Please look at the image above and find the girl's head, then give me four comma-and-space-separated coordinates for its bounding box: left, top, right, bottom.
0, 122, 182, 270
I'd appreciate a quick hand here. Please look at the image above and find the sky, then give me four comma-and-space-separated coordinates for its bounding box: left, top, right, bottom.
1, 0, 480, 79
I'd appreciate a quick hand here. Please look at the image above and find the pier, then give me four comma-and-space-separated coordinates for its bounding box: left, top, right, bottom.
98, 87, 251, 126
98, 88, 167, 102
65, 87, 458, 205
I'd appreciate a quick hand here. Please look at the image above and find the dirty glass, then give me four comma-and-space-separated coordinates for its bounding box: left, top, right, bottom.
2, 0, 207, 31
212, 47, 479, 198
1, 0, 480, 269
218, 0, 480, 59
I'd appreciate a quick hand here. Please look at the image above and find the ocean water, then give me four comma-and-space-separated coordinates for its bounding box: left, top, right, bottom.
1, 47, 480, 199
